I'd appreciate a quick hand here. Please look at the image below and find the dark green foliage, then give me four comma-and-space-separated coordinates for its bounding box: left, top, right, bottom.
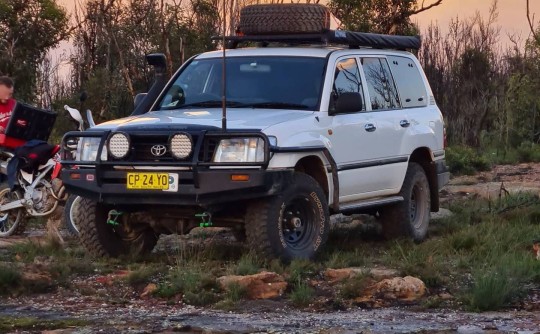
446, 146, 491, 175
0, 0, 69, 102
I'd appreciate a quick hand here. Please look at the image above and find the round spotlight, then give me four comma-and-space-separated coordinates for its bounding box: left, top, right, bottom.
169, 133, 192, 159
108, 132, 130, 159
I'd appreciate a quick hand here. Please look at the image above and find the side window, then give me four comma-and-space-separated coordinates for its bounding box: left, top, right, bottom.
387, 56, 428, 108
361, 58, 400, 110
330, 58, 365, 112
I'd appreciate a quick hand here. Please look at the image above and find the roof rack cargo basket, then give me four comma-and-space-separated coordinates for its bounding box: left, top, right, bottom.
212, 30, 421, 50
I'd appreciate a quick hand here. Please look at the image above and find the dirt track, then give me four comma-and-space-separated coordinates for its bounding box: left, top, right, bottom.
2, 164, 540, 333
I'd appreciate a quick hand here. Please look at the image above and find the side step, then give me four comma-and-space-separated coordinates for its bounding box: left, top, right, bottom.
339, 196, 404, 214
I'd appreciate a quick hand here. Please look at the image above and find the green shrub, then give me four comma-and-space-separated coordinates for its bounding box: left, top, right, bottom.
446, 146, 491, 175
290, 280, 315, 307
0, 266, 21, 294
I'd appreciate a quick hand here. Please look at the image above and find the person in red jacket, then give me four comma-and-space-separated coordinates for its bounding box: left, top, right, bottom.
0, 76, 15, 134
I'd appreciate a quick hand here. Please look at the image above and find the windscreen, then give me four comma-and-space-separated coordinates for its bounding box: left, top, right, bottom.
157, 56, 326, 111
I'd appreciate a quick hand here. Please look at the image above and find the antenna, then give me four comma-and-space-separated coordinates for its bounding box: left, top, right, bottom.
221, 0, 227, 131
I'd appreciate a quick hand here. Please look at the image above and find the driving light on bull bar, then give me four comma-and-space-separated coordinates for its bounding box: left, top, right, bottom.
169, 133, 192, 159
212, 138, 265, 163
107, 132, 130, 159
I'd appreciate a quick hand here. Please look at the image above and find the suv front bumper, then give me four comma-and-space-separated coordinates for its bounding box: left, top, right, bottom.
61, 168, 294, 207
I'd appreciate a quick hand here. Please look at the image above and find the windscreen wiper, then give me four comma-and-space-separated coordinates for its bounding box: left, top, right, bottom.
177, 100, 246, 108
242, 102, 311, 110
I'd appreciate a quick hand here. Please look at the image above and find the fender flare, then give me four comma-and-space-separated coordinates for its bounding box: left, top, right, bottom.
270, 145, 339, 212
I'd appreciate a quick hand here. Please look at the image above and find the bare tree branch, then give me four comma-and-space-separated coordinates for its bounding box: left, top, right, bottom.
526, 0, 540, 43
410, 0, 443, 15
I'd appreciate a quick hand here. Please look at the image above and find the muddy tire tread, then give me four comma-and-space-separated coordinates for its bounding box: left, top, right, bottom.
380, 162, 430, 241
245, 200, 275, 259
77, 198, 107, 257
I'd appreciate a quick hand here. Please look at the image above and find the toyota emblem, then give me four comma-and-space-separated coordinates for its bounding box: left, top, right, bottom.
150, 144, 167, 157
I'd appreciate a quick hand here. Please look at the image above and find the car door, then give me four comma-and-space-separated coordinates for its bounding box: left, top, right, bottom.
321, 57, 383, 202
359, 56, 408, 193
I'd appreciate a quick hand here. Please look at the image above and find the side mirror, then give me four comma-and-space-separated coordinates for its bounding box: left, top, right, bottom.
134, 93, 147, 108
330, 92, 364, 115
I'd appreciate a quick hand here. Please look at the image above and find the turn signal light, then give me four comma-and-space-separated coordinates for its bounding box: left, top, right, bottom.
70, 173, 81, 180
231, 174, 250, 182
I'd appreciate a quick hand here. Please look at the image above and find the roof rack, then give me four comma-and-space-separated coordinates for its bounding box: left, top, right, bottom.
212, 30, 421, 51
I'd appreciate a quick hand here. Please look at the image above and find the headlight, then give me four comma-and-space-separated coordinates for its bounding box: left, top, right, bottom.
169, 133, 192, 159
212, 138, 265, 163
107, 132, 130, 159
78, 137, 107, 161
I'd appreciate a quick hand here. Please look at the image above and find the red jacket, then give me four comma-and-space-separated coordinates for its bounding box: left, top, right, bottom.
0, 99, 16, 133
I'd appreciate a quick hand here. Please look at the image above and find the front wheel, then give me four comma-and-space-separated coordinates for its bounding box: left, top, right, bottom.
380, 162, 431, 242
245, 173, 330, 262
77, 198, 159, 257
0, 185, 25, 237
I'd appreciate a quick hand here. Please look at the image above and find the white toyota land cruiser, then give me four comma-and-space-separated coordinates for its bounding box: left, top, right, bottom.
61, 4, 449, 261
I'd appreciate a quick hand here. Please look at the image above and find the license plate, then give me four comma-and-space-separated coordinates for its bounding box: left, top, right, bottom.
127, 173, 178, 191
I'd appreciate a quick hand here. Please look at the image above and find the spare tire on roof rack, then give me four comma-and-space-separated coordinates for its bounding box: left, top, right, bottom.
239, 4, 331, 35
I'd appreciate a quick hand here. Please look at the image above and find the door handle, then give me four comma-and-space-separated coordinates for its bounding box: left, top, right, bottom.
364, 123, 376, 132
400, 120, 410, 128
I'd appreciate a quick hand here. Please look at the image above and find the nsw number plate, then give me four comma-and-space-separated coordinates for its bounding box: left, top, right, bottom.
127, 173, 178, 191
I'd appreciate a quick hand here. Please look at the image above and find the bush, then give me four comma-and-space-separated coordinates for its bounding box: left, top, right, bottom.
0, 266, 21, 295
446, 146, 491, 175
290, 279, 315, 307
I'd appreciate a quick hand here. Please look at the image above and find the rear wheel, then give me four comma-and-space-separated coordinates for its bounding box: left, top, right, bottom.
245, 173, 329, 261
380, 163, 431, 242
0, 185, 25, 237
77, 198, 158, 257
239, 4, 331, 35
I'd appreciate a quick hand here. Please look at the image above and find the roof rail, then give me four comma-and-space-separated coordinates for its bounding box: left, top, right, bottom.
212, 30, 421, 51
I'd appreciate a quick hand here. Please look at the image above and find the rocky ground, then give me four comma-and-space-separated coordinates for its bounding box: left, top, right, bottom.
1, 163, 540, 333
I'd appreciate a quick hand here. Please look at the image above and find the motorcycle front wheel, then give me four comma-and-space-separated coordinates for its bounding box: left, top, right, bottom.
0, 184, 26, 237
64, 195, 81, 237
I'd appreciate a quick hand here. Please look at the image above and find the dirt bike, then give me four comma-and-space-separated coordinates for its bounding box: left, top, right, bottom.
61, 104, 95, 237
0, 105, 86, 237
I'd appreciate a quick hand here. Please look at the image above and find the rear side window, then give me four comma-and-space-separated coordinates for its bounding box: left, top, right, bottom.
387, 56, 428, 108
361, 58, 400, 110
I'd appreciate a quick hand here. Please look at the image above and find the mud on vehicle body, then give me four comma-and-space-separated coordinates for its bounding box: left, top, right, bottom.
61, 4, 449, 261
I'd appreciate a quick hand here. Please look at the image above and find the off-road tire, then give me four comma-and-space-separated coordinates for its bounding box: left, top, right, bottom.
0, 183, 26, 237
77, 198, 158, 257
245, 172, 329, 262
239, 4, 331, 35
64, 195, 81, 237
380, 163, 431, 242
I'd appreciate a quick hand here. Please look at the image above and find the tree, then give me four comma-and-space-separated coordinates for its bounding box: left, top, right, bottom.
0, 0, 69, 102
328, 0, 443, 35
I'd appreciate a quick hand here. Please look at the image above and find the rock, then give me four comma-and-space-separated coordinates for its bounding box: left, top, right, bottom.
439, 292, 454, 300
324, 267, 398, 284
217, 271, 287, 299
357, 276, 426, 303
141, 283, 158, 298
431, 208, 453, 220
96, 270, 131, 286
21, 271, 53, 290
457, 325, 485, 334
